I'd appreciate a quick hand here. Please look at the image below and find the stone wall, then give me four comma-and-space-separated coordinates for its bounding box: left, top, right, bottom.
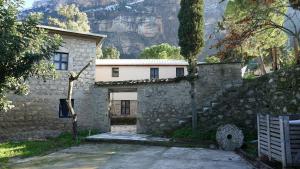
195, 63, 242, 110
1, 62, 243, 140
137, 81, 192, 134
94, 63, 242, 134
197, 66, 300, 135
0, 35, 102, 140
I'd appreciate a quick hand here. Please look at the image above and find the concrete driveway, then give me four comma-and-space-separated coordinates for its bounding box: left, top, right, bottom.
9, 144, 254, 169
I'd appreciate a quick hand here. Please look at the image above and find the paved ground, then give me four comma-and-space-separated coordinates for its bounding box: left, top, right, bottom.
9, 144, 254, 169
111, 125, 137, 134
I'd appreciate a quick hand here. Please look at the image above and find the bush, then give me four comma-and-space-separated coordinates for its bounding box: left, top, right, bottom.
139, 43, 184, 60
205, 56, 221, 63
243, 72, 257, 80
171, 127, 216, 141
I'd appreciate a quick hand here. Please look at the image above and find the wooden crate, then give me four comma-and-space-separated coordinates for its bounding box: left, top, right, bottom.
257, 114, 300, 168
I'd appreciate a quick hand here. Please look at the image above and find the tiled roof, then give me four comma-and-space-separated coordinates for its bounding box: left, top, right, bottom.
96, 59, 189, 66
95, 76, 191, 87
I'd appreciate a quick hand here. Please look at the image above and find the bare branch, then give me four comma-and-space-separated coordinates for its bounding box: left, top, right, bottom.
71, 60, 92, 80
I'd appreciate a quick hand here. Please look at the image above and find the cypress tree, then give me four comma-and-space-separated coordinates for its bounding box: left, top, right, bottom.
178, 0, 205, 129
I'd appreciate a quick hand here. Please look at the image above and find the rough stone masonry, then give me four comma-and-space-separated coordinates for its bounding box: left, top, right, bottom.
0, 33, 105, 140
95, 63, 242, 135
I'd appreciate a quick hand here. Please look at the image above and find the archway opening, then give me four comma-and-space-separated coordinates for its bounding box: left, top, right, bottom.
109, 88, 138, 134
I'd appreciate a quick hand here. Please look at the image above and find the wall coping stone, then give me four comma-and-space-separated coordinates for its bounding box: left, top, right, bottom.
198, 62, 242, 66
95, 76, 191, 87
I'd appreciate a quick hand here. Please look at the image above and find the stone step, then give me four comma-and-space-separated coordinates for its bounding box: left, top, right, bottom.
86, 133, 171, 146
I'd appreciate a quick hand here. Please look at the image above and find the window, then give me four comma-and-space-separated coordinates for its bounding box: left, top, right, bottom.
121, 100, 130, 115
59, 99, 74, 118
54, 52, 69, 70
150, 68, 159, 79
176, 68, 185, 77
112, 67, 119, 77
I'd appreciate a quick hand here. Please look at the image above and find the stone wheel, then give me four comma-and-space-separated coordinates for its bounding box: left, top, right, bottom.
216, 124, 244, 151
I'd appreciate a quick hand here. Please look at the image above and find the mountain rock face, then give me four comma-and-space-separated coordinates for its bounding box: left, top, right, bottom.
23, 0, 228, 59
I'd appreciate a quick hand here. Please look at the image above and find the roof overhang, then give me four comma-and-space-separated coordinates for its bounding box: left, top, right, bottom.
95, 59, 189, 66
37, 25, 107, 45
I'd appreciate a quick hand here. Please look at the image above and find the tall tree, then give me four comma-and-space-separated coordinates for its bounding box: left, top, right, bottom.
0, 0, 62, 111
178, 0, 205, 130
139, 43, 184, 60
49, 4, 90, 32
215, 0, 299, 65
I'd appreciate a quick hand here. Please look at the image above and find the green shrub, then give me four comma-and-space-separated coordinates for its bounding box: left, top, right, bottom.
172, 127, 216, 141
205, 56, 221, 63
243, 72, 257, 80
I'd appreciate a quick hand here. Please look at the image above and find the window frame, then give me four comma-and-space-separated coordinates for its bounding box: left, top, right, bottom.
150, 68, 159, 79
59, 99, 74, 118
176, 67, 185, 77
121, 100, 130, 115
54, 52, 69, 70
112, 67, 119, 77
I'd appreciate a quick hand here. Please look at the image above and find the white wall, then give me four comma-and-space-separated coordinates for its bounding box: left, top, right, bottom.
96, 65, 187, 82
110, 92, 138, 100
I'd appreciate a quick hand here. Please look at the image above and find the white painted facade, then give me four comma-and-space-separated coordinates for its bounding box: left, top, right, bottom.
95, 59, 188, 82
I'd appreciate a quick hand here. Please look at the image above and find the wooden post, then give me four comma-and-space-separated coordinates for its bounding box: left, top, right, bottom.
267, 115, 271, 160
279, 116, 287, 168
283, 116, 292, 166
257, 114, 261, 158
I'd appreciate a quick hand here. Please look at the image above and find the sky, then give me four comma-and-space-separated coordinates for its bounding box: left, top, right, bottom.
24, 0, 35, 9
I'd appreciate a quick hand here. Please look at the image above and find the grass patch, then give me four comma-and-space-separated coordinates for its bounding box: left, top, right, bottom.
171, 127, 216, 141
0, 130, 96, 168
241, 142, 258, 158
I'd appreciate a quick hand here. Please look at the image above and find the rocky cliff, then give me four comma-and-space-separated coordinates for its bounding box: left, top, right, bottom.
22, 0, 228, 59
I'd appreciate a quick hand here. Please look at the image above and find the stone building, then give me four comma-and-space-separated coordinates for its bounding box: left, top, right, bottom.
0, 26, 243, 140
95, 63, 242, 134
0, 26, 107, 140
96, 59, 188, 120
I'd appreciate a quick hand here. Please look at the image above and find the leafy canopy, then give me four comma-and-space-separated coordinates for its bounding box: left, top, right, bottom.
49, 4, 90, 32
178, 0, 204, 74
100, 47, 120, 59
215, 0, 289, 61
139, 43, 184, 60
0, 0, 62, 111
205, 56, 221, 63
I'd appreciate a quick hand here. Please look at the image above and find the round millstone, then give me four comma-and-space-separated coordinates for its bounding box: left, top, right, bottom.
216, 124, 244, 151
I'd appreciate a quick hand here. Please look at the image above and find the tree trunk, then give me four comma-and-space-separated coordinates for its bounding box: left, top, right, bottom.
258, 55, 267, 75
187, 58, 198, 130
67, 79, 78, 141
66, 61, 92, 141
190, 80, 197, 130
272, 47, 278, 71
294, 37, 300, 65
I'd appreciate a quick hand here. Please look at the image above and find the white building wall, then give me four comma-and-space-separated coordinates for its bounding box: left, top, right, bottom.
96, 65, 188, 82
110, 92, 138, 100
